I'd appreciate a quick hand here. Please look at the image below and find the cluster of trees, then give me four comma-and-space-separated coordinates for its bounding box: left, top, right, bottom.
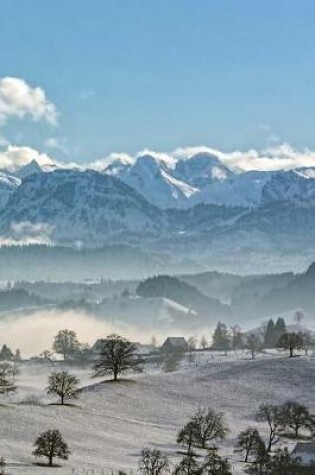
208, 318, 313, 359
138, 401, 315, 475
210, 322, 262, 359
50, 329, 93, 363
264, 318, 287, 348
0, 347, 21, 396
0, 344, 21, 362
0, 333, 144, 400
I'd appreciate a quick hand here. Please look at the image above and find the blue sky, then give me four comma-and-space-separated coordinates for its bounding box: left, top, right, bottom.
1, 0, 315, 163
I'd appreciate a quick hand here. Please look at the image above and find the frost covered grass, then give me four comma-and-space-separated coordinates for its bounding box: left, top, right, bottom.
0, 351, 314, 474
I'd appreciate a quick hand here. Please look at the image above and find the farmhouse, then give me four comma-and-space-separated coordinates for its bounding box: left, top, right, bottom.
161, 337, 188, 354
291, 442, 315, 467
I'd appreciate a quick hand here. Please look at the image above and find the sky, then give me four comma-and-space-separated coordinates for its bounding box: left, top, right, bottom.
0, 0, 315, 166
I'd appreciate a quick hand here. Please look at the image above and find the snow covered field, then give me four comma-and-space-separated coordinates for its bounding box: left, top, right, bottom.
1, 351, 315, 474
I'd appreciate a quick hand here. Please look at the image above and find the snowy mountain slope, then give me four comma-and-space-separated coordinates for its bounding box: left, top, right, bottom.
106, 154, 198, 209
173, 152, 233, 188
0, 171, 20, 211
193, 170, 274, 207
0, 169, 165, 244
262, 169, 315, 204
97, 294, 198, 329
2, 356, 315, 473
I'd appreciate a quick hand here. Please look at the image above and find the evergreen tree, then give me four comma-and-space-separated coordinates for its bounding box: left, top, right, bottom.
212, 323, 230, 355
0, 345, 13, 361
275, 318, 286, 341
264, 320, 277, 348
14, 349, 22, 362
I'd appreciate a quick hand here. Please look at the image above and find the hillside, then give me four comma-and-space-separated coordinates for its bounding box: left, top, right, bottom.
1, 354, 314, 473
136, 275, 230, 320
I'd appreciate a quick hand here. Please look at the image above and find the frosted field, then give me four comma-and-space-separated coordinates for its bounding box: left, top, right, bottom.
1, 351, 315, 474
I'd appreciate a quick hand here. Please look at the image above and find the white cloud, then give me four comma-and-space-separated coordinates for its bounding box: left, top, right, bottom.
2, 141, 315, 176
91, 152, 135, 171
0, 222, 53, 247
0, 145, 55, 171
219, 143, 315, 172
136, 148, 177, 169
90, 144, 315, 173
0, 77, 58, 125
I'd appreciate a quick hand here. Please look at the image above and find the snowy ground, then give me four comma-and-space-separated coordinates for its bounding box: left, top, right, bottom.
1, 350, 315, 474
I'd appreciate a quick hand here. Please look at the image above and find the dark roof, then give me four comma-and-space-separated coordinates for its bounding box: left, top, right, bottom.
292, 443, 315, 453
163, 337, 187, 347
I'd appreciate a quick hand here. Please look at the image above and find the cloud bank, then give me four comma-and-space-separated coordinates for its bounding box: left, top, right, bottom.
0, 145, 54, 171
2, 142, 315, 174
94, 143, 315, 173
0, 77, 58, 125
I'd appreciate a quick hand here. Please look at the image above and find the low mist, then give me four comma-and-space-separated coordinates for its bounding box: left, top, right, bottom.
0, 308, 200, 356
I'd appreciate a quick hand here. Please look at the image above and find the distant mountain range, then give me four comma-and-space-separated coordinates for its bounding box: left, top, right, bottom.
0, 152, 315, 272
8, 261, 315, 324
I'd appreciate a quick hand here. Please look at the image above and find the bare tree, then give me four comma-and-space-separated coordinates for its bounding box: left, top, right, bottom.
234, 427, 264, 462
0, 456, 6, 475
256, 404, 282, 452
53, 329, 80, 360
178, 408, 228, 451
93, 334, 143, 381
0, 364, 16, 395
279, 401, 315, 438
200, 335, 208, 350
33, 430, 70, 467
278, 332, 303, 357
203, 447, 232, 475
138, 447, 170, 475
246, 334, 261, 360
47, 371, 80, 405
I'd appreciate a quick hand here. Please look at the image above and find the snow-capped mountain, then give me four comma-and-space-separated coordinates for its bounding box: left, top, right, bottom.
261, 169, 315, 205
106, 154, 198, 209
14, 159, 43, 179
103, 152, 274, 208
0, 169, 165, 244
173, 152, 233, 188
1, 154, 315, 259
0, 172, 21, 211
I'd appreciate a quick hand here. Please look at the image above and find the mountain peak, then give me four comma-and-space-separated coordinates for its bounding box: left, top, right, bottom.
16, 159, 43, 179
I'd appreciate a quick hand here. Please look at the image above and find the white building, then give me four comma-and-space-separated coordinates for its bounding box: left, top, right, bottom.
291, 442, 315, 467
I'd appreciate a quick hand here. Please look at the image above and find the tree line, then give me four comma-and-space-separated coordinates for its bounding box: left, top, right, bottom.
138, 401, 315, 475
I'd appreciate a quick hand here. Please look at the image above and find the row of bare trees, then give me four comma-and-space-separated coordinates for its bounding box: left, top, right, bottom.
138, 401, 315, 475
